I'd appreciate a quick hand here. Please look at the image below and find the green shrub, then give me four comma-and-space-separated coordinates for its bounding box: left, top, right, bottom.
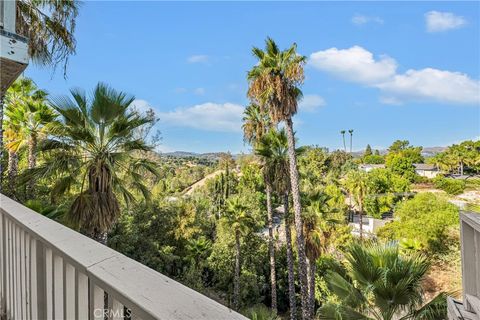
377, 193, 459, 254
433, 176, 465, 195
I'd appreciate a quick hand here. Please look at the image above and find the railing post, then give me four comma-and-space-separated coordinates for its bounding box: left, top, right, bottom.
35, 240, 47, 319
1, 213, 6, 317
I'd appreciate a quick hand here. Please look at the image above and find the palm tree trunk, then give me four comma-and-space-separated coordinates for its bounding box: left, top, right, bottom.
359, 202, 363, 240
234, 229, 241, 310
284, 193, 297, 320
27, 133, 38, 198
266, 183, 277, 313
342, 134, 346, 152
285, 117, 310, 320
0, 95, 4, 194
308, 259, 316, 317
350, 133, 353, 153
7, 150, 18, 198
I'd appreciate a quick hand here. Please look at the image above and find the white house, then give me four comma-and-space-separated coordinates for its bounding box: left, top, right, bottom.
413, 163, 440, 178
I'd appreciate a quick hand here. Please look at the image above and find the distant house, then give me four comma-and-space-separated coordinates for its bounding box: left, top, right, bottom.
358, 164, 385, 172
359, 163, 440, 178
413, 163, 440, 178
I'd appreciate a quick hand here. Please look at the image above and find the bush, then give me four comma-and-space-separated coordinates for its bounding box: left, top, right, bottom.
433, 176, 466, 195
377, 193, 459, 254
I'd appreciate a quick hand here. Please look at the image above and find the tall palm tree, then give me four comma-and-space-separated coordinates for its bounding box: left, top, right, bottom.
4, 78, 55, 198
23, 83, 159, 243
348, 129, 354, 153
302, 190, 343, 317
319, 242, 448, 320
247, 37, 311, 320
255, 128, 296, 315
0, 1, 80, 192
221, 196, 255, 310
340, 130, 346, 152
344, 170, 368, 239
243, 104, 278, 313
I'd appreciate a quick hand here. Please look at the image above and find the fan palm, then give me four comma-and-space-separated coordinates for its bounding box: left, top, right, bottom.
348, 129, 354, 153
22, 83, 159, 243
319, 242, 448, 320
247, 37, 310, 320
255, 127, 293, 315
186, 236, 212, 267
4, 78, 55, 198
221, 196, 255, 310
243, 103, 278, 313
256, 128, 300, 319
242, 103, 271, 145
302, 190, 343, 316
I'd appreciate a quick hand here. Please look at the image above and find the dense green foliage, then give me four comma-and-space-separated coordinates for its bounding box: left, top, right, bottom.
4, 32, 476, 317
378, 193, 459, 253
433, 176, 466, 195
430, 140, 480, 175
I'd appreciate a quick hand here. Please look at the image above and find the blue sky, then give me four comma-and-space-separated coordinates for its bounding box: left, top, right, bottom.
26, 1, 480, 153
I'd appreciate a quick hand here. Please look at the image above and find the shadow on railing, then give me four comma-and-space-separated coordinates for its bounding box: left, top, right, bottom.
0, 195, 246, 320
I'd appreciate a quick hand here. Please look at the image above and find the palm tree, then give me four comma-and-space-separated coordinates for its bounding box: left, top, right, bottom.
340, 130, 346, 152
22, 83, 159, 243
4, 78, 56, 198
242, 103, 271, 145
344, 170, 368, 239
348, 129, 354, 153
302, 190, 343, 317
243, 104, 279, 313
0, 0, 80, 192
247, 37, 310, 320
319, 242, 448, 320
221, 196, 255, 310
255, 128, 297, 315
186, 236, 212, 267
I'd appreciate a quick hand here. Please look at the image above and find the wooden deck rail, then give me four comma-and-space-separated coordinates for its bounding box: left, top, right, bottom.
0, 195, 246, 320
448, 212, 480, 319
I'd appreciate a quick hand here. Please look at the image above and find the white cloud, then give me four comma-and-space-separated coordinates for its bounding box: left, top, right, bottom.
425, 11, 466, 32
309, 45, 480, 105
310, 46, 397, 85
299, 94, 326, 112
194, 87, 206, 95
157, 102, 244, 132
187, 55, 209, 63
130, 99, 153, 113
378, 68, 480, 105
352, 14, 384, 26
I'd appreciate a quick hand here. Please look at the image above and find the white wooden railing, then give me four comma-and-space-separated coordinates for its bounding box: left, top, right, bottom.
448, 212, 480, 320
0, 195, 246, 320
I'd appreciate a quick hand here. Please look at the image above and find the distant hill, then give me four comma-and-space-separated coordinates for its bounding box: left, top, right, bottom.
160, 146, 447, 160
161, 151, 237, 161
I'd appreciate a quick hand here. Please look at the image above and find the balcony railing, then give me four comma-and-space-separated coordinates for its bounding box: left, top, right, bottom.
448, 212, 480, 320
0, 195, 246, 320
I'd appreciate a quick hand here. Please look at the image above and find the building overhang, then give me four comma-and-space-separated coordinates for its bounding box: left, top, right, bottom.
0, 29, 28, 95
